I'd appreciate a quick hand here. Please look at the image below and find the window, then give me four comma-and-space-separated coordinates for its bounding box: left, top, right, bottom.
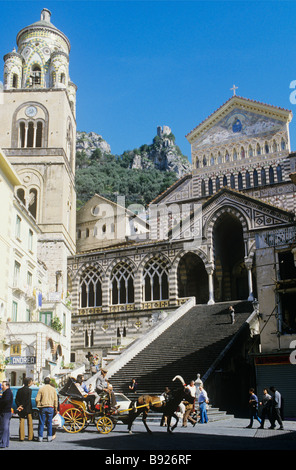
143, 257, 169, 301
26, 309, 31, 322
261, 168, 266, 186
111, 262, 134, 305
28, 229, 33, 251
12, 301, 18, 322
27, 271, 33, 287
31, 65, 42, 86
18, 120, 43, 148
269, 166, 275, 184
13, 261, 20, 287
40, 311, 52, 326
277, 164, 283, 182
80, 268, 102, 308
15, 215, 21, 239
253, 169, 259, 187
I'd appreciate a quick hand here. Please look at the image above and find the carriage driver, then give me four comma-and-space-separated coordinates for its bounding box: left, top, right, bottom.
95, 368, 117, 411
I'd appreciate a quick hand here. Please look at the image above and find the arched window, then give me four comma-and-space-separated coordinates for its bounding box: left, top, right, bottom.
253, 169, 259, 187
256, 143, 261, 155
80, 267, 102, 308
248, 145, 253, 157
245, 171, 251, 188
238, 172, 243, 190
12, 74, 18, 88
261, 168, 266, 186
208, 178, 213, 195
210, 154, 215, 166
36, 122, 43, 147
18, 120, 43, 148
201, 180, 206, 196
273, 140, 277, 153
31, 65, 42, 87
225, 151, 230, 162
265, 142, 269, 154
218, 152, 222, 164
240, 147, 245, 159
28, 188, 37, 219
233, 149, 237, 160
281, 138, 286, 150
277, 164, 283, 182
143, 257, 169, 301
269, 166, 275, 184
203, 156, 207, 167
223, 175, 227, 187
27, 122, 34, 147
215, 176, 220, 192
230, 174, 235, 189
111, 262, 134, 305
17, 188, 26, 205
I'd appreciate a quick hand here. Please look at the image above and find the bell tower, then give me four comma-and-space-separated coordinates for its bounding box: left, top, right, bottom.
0, 9, 77, 313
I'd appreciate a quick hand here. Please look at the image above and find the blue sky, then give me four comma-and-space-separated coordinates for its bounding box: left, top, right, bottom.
1, 0, 296, 160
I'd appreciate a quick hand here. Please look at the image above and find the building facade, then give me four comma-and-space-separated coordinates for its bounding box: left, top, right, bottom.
0, 9, 77, 382
69, 96, 296, 388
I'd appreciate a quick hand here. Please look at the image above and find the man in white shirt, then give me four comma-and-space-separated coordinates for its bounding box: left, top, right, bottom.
198, 385, 209, 424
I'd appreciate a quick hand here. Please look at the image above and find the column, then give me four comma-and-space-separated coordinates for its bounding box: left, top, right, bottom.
206, 263, 215, 305
244, 258, 254, 301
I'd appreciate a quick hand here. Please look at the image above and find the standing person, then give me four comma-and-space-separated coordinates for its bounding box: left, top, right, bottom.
246, 388, 261, 428
15, 377, 34, 441
269, 386, 284, 430
259, 388, 272, 429
0, 381, 13, 448
129, 378, 138, 393
229, 305, 235, 324
198, 385, 209, 424
36, 377, 58, 442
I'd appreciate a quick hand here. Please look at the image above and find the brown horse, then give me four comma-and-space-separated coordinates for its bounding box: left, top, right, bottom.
127, 376, 195, 434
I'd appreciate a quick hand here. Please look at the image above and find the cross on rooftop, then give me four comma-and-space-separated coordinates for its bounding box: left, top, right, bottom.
231, 84, 238, 96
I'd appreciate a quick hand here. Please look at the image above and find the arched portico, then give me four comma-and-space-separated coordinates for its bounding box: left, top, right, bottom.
212, 211, 249, 302
177, 252, 209, 304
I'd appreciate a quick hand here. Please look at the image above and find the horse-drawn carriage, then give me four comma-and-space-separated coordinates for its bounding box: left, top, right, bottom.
59, 378, 118, 434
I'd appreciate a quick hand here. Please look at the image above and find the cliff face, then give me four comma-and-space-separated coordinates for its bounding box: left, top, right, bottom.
76, 131, 111, 157
76, 126, 191, 178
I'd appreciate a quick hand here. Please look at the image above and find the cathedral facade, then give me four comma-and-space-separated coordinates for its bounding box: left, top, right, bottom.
69, 95, 296, 367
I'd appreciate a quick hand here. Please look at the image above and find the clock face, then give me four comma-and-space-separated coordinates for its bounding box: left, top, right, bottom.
25, 106, 37, 117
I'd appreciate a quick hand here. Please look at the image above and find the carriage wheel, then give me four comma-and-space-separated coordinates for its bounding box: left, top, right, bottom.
62, 407, 86, 433
96, 416, 114, 434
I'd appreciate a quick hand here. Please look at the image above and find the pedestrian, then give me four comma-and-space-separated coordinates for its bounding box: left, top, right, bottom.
246, 388, 261, 428
259, 388, 272, 429
36, 377, 58, 442
229, 305, 235, 324
15, 377, 34, 441
0, 381, 13, 448
198, 385, 209, 424
129, 378, 138, 393
269, 386, 284, 430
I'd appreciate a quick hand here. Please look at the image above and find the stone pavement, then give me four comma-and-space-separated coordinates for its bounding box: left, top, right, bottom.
2, 416, 296, 451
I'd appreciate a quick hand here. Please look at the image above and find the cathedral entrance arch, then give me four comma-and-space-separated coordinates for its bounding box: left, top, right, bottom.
177, 252, 208, 304
213, 212, 248, 301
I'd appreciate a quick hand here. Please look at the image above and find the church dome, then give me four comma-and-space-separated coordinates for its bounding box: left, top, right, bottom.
16, 8, 71, 53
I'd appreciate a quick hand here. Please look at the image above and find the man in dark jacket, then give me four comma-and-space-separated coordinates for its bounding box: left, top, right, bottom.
16, 377, 34, 441
0, 381, 13, 448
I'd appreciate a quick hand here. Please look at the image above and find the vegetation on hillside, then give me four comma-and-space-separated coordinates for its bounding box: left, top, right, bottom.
75, 148, 178, 210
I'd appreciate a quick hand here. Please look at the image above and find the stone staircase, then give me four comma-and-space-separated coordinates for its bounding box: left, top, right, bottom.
109, 301, 254, 397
